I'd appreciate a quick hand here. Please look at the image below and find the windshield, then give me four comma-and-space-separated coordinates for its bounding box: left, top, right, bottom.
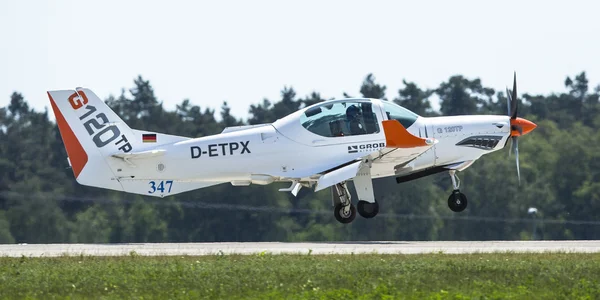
382, 101, 419, 128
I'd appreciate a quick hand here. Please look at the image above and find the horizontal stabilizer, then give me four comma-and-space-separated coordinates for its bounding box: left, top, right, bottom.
112, 149, 166, 160
222, 124, 270, 134
131, 129, 190, 145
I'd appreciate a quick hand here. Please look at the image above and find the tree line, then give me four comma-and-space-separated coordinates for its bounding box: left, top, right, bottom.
0, 72, 599, 243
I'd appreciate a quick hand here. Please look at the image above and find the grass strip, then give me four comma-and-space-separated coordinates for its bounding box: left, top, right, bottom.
0, 252, 598, 299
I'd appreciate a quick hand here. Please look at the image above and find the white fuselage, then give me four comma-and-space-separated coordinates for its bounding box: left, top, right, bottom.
49, 81, 534, 219
49, 88, 527, 205
123, 101, 511, 187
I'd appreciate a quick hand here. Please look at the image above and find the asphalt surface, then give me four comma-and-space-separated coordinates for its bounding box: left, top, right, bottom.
0, 241, 599, 257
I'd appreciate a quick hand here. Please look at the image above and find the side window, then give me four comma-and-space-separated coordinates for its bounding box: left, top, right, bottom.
383, 101, 419, 128
301, 102, 380, 137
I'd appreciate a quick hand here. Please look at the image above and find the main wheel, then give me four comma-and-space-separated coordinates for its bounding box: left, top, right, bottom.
334, 203, 356, 224
357, 200, 379, 218
448, 191, 468, 212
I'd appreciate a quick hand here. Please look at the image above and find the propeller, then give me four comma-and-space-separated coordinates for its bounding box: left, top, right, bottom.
505, 72, 536, 184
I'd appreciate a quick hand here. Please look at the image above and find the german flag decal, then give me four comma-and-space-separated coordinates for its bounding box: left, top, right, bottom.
142, 133, 157, 143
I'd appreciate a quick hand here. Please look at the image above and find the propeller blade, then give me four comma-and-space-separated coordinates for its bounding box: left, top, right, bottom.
511, 72, 518, 119
512, 136, 521, 184
512, 124, 523, 135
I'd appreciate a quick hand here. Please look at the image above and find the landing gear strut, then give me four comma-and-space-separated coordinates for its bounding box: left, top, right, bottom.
332, 182, 356, 223
447, 170, 468, 212
354, 161, 379, 219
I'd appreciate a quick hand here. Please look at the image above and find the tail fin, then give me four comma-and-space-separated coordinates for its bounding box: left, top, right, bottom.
48, 88, 192, 195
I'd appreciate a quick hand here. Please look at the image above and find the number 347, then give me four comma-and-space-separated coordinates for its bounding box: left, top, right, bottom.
148, 180, 173, 194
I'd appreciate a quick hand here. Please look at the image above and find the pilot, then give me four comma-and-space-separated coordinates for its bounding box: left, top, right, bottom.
346, 105, 366, 135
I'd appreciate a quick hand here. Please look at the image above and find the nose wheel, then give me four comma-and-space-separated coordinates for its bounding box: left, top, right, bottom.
448, 170, 468, 212
448, 190, 468, 212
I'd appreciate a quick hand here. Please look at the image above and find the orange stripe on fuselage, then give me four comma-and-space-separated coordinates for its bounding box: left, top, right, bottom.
48, 92, 88, 178
382, 120, 430, 148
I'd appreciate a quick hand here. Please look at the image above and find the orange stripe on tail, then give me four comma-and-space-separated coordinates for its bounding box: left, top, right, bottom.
48, 92, 88, 178
382, 120, 432, 148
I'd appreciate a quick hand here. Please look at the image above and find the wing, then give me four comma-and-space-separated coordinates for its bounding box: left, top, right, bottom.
371, 119, 437, 173
313, 120, 436, 191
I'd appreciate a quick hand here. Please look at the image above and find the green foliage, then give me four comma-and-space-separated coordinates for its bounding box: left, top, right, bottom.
394, 80, 435, 116
360, 73, 387, 99
0, 253, 599, 299
437, 75, 495, 115
72, 205, 112, 243
0, 211, 14, 243
0, 72, 599, 243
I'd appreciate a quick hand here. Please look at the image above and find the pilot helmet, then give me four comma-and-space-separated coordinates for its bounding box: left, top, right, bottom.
346, 105, 361, 119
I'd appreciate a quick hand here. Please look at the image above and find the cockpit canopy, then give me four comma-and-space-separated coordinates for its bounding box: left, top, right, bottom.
299, 99, 419, 138
301, 101, 380, 137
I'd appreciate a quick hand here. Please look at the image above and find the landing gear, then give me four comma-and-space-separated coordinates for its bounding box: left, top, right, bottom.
354, 161, 379, 219
447, 170, 468, 212
334, 202, 356, 223
330, 161, 379, 223
332, 182, 356, 223
448, 190, 468, 212
357, 200, 379, 218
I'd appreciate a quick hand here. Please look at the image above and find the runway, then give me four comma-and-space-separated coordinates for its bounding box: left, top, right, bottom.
0, 241, 599, 257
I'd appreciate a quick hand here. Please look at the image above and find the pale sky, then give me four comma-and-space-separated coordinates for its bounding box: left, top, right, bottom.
1, 0, 599, 120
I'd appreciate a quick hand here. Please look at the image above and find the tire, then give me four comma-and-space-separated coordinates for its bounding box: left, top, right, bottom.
357, 200, 379, 218
448, 191, 468, 212
334, 203, 356, 224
